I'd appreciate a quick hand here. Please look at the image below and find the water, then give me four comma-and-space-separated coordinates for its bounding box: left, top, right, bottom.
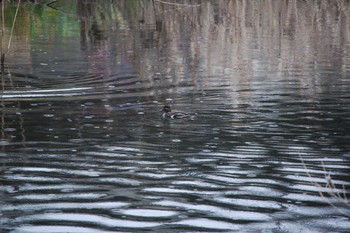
1, 1, 350, 232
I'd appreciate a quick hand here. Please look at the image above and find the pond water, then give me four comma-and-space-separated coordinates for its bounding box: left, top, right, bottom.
1, 1, 350, 232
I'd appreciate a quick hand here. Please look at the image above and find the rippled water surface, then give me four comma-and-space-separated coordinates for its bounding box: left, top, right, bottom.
1, 1, 350, 232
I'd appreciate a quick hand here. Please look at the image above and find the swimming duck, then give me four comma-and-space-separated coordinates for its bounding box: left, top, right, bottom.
161, 105, 193, 119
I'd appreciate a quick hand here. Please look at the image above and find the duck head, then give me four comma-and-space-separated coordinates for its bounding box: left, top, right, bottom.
161, 105, 172, 113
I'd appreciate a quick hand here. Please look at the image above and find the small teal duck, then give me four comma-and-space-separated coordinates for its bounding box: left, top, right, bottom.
161, 105, 193, 119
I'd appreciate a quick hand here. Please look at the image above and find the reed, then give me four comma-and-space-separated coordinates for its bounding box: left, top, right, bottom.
8, 0, 21, 51
1, 0, 21, 70
153, 0, 202, 7
299, 154, 350, 217
1, 0, 5, 69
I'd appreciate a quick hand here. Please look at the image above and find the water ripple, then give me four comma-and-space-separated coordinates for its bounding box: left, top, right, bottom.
16, 213, 162, 228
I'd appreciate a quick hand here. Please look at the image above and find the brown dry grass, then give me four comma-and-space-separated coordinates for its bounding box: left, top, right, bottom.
299, 154, 350, 218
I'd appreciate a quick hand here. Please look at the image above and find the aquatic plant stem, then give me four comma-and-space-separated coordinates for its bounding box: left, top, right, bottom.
299, 154, 350, 217
8, 0, 21, 51
1, 0, 5, 69
154, 0, 201, 7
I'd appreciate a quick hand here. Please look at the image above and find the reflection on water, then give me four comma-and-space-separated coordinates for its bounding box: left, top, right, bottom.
1, 0, 350, 232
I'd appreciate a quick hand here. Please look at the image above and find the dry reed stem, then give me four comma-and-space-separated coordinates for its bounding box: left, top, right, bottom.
7, 0, 21, 51
1, 0, 5, 67
299, 154, 350, 217
154, 0, 202, 7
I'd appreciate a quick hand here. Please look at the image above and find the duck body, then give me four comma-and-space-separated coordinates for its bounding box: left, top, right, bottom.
161, 105, 193, 119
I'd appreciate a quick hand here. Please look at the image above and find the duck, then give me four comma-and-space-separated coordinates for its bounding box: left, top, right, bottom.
160, 105, 193, 119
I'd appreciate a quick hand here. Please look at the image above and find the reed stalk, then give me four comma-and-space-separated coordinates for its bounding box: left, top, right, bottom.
299, 154, 350, 217
1, 0, 5, 69
8, 0, 21, 50
154, 0, 202, 7
1, 0, 21, 70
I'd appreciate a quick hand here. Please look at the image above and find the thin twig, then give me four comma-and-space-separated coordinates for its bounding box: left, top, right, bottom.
321, 161, 350, 207
46, 0, 58, 8
7, 0, 21, 51
46, 0, 72, 16
299, 154, 350, 217
154, 0, 202, 7
343, 184, 348, 202
1, 0, 5, 68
